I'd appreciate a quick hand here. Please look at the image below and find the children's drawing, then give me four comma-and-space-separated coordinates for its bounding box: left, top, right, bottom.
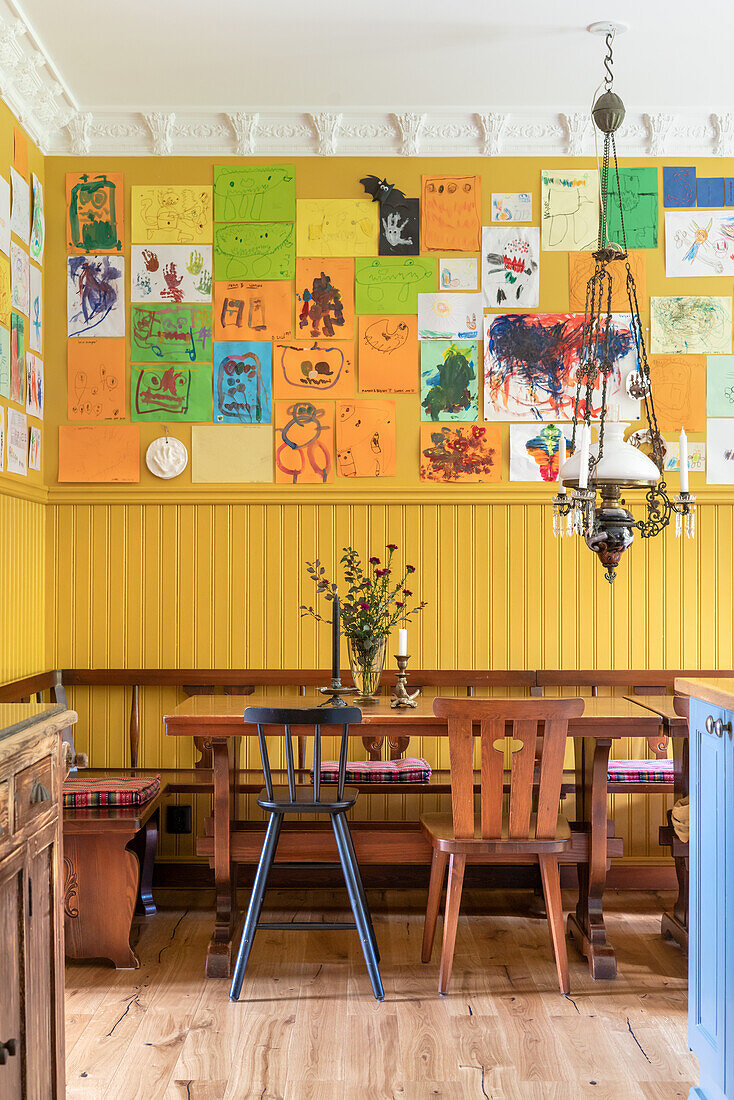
67, 256, 125, 338
6, 408, 26, 475
30, 174, 44, 262
275, 400, 334, 484
213, 341, 272, 424
420, 424, 501, 483
28, 425, 40, 472
0, 175, 10, 256
648, 355, 706, 431
67, 172, 124, 252
707, 419, 734, 484
358, 315, 418, 393
10, 242, 28, 316
481, 227, 539, 309
192, 424, 273, 483
355, 257, 437, 314
0, 326, 9, 399
663, 167, 696, 208
650, 296, 732, 355
10, 312, 24, 405
379, 195, 419, 256
509, 423, 575, 482
213, 164, 295, 221
541, 170, 599, 252
131, 245, 213, 303
420, 340, 479, 422
214, 222, 295, 280
130, 303, 212, 362
697, 178, 725, 207
58, 426, 140, 483
296, 258, 354, 340
707, 356, 734, 416
29, 263, 41, 353
417, 293, 482, 340
336, 400, 396, 477
131, 186, 212, 244
214, 280, 291, 341
491, 193, 532, 223
665, 212, 734, 278
68, 339, 125, 420
131, 364, 213, 422
568, 250, 646, 312
0, 406, 4, 470
484, 312, 641, 421
662, 441, 705, 474
273, 340, 354, 399
439, 258, 477, 291
604, 167, 658, 249
296, 199, 379, 257
10, 167, 29, 245
25, 352, 43, 419
421, 175, 481, 252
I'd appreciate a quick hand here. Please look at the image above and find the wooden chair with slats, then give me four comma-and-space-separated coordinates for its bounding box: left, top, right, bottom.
421, 696, 585, 995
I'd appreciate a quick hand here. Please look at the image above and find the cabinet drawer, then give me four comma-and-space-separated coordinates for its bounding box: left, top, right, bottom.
0, 779, 10, 847
15, 756, 54, 831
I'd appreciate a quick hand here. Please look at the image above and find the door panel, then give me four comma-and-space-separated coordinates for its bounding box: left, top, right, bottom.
0, 862, 23, 1098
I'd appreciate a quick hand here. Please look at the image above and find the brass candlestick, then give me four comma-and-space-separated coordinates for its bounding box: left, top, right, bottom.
391, 654, 420, 708
318, 678, 359, 708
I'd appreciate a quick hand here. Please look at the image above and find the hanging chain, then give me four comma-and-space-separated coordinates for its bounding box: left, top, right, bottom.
603, 30, 615, 90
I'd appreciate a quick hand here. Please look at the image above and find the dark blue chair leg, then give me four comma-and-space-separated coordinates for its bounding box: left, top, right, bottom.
332, 813, 384, 1001
229, 811, 283, 1002
339, 814, 380, 963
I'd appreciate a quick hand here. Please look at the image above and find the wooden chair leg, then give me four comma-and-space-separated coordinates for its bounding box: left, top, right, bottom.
538, 854, 570, 995
422, 848, 448, 963
438, 853, 466, 995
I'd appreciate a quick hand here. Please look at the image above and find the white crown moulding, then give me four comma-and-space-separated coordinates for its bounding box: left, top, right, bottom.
0, 5, 733, 158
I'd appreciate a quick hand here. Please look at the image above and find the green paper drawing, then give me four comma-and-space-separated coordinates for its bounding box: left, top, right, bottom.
131, 303, 213, 363
214, 223, 295, 281
707, 355, 734, 416
213, 165, 295, 221
0, 324, 9, 399
604, 166, 658, 250
355, 257, 437, 314
131, 363, 213, 422
420, 340, 479, 422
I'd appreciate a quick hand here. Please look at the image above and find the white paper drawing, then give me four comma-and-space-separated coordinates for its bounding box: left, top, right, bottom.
492, 193, 532, 223
482, 226, 540, 309
25, 352, 43, 419
0, 175, 11, 256
10, 167, 29, 245
67, 255, 125, 338
10, 241, 28, 315
665, 211, 734, 278
30, 173, 44, 262
706, 419, 734, 484
650, 296, 732, 355
663, 440, 705, 473
28, 425, 40, 471
509, 422, 575, 482
439, 258, 477, 291
417, 293, 482, 340
6, 408, 27, 475
131, 244, 213, 303
541, 170, 599, 252
0, 406, 4, 471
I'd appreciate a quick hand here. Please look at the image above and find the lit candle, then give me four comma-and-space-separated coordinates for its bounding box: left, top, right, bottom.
679, 428, 689, 494
331, 595, 340, 681
578, 424, 590, 490
557, 435, 567, 495
398, 627, 408, 656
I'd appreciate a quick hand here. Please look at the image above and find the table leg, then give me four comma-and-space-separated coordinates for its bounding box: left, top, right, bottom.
206, 738, 236, 978
567, 735, 617, 980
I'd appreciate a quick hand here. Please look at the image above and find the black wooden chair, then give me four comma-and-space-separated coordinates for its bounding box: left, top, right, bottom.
229, 705, 384, 1002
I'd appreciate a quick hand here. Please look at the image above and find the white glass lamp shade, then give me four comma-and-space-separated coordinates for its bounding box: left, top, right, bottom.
560, 423, 659, 488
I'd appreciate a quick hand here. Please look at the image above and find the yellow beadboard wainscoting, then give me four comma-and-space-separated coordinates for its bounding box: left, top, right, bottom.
0, 486, 47, 679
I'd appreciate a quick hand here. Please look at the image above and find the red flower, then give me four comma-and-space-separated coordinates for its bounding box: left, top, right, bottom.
358, 601, 370, 610
369, 556, 381, 565
406, 565, 416, 573
386, 543, 398, 551
403, 589, 413, 597
395, 601, 404, 609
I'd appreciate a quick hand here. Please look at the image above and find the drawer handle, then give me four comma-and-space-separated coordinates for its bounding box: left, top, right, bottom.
706, 715, 715, 734
714, 718, 733, 738
0, 1038, 17, 1064
30, 781, 50, 804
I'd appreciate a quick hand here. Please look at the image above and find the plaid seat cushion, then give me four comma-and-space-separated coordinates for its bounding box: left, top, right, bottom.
607, 759, 674, 784
63, 774, 161, 808
311, 758, 432, 784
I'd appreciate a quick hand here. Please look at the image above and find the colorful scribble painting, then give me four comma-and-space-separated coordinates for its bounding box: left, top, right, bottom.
67, 256, 125, 338
131, 186, 212, 245
275, 400, 334, 484
509, 423, 575, 482
357, 315, 419, 393
66, 172, 123, 253
30, 174, 44, 262
213, 341, 272, 424
214, 280, 291, 341
10, 311, 24, 405
421, 175, 481, 252
131, 245, 213, 303
68, 339, 125, 420
213, 164, 295, 221
214, 222, 295, 280
541, 170, 599, 251
130, 303, 212, 363
481, 227, 540, 308
296, 259, 354, 340
273, 341, 354, 399
25, 352, 42, 419
355, 257, 437, 314
420, 340, 479, 422
650, 296, 732, 355
336, 400, 396, 477
420, 424, 501, 483
131, 364, 213, 422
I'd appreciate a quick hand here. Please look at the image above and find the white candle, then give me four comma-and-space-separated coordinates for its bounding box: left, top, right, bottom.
557, 435, 567, 495
679, 428, 689, 494
398, 627, 408, 656
578, 424, 590, 490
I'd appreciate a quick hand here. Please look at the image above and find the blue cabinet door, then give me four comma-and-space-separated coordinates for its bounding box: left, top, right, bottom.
689, 698, 727, 1099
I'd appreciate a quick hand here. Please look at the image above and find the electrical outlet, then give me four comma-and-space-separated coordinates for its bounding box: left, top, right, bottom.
166, 804, 192, 834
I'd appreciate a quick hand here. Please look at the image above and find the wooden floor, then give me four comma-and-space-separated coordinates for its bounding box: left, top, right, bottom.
64, 889, 696, 1100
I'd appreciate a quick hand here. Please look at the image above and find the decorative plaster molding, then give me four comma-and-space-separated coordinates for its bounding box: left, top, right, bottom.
145, 111, 176, 156
476, 112, 507, 156
562, 112, 591, 157
393, 112, 426, 156
228, 111, 259, 155
310, 111, 342, 156
66, 111, 92, 156
646, 112, 676, 156
712, 111, 734, 157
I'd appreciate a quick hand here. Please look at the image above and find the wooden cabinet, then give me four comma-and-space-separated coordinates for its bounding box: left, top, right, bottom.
0, 704, 77, 1100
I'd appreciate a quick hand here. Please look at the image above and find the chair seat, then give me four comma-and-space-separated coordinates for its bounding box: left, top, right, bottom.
257, 784, 359, 814
607, 759, 674, 784
63, 774, 161, 809
312, 758, 432, 784
420, 810, 572, 854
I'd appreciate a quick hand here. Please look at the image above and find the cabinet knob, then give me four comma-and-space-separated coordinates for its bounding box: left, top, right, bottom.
706, 715, 715, 734
0, 1038, 17, 1064
30, 780, 50, 804
714, 718, 733, 738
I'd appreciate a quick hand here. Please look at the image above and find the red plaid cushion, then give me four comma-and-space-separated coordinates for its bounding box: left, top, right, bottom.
311, 758, 432, 784
63, 774, 161, 808
607, 759, 673, 784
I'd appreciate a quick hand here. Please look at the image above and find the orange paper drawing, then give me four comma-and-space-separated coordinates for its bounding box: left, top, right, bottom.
272, 340, 354, 399
58, 426, 140, 482
647, 355, 707, 432
336, 400, 396, 478
274, 400, 334, 484
13, 129, 27, 178
358, 315, 418, 393
296, 259, 354, 341
214, 280, 292, 341
420, 423, 502, 483
568, 251, 647, 311
421, 175, 481, 253
67, 339, 125, 420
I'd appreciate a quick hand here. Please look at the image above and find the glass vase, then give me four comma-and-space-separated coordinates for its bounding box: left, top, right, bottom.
347, 635, 387, 701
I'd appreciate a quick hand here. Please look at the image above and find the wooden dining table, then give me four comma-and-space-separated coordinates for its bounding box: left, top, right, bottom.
164, 690, 667, 980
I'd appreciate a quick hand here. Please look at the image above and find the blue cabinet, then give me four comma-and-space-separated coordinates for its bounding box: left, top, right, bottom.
688, 696, 733, 1100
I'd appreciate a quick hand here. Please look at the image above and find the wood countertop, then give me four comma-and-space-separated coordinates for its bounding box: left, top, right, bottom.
675, 677, 734, 710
